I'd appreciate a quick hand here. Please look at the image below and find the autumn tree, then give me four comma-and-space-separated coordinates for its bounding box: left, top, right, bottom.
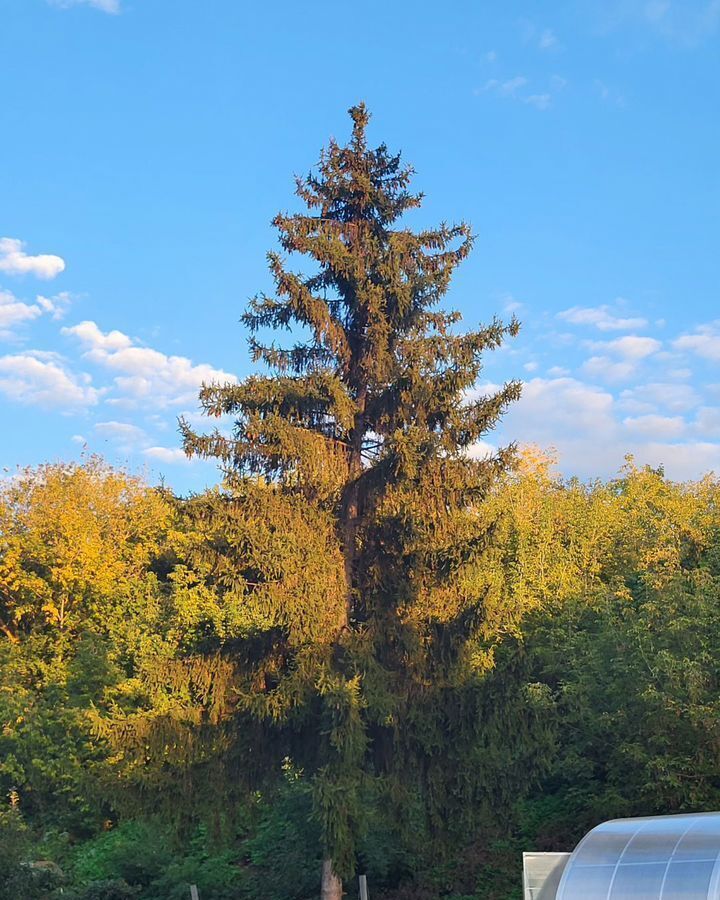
110, 104, 526, 900
481, 458, 720, 854
0, 458, 176, 834
0, 457, 172, 648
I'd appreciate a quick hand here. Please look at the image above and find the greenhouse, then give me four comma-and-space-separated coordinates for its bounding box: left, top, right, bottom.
555, 812, 720, 900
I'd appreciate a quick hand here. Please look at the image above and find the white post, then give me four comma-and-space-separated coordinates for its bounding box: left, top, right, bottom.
190, 885, 199, 900
359, 874, 369, 900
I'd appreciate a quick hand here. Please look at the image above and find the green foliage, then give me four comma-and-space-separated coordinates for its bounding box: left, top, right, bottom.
68, 880, 139, 900
0, 807, 64, 899
0, 807, 33, 898
71, 821, 168, 888
65, 786, 320, 900
0, 635, 108, 834
67, 819, 236, 900
521, 568, 720, 837
240, 779, 321, 900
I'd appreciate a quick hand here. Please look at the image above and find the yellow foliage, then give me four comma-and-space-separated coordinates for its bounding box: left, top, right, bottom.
468, 447, 720, 647
0, 456, 174, 641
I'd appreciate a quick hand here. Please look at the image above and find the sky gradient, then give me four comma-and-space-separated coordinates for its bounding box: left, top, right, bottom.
2, 0, 719, 492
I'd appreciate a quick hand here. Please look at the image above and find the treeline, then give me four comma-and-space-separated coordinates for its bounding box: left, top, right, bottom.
1, 452, 719, 899
3, 103, 718, 900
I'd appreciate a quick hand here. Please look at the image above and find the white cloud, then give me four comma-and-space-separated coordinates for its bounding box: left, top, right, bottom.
674, 323, 720, 361
143, 446, 192, 465
0, 289, 75, 339
0, 290, 43, 336
620, 382, 700, 414
83, 421, 191, 466
631, 442, 720, 479
617, 396, 656, 415
0, 238, 65, 280
504, 376, 617, 433
695, 407, 720, 438
467, 439, 496, 461
62, 319, 237, 408
64, 320, 133, 352
582, 355, 637, 382
503, 295, 524, 313
623, 413, 686, 439
36, 291, 73, 321
94, 420, 149, 452
483, 368, 717, 480
589, 335, 662, 359
95, 420, 147, 440
490, 376, 621, 474
0, 352, 98, 409
47, 0, 121, 13
558, 304, 647, 331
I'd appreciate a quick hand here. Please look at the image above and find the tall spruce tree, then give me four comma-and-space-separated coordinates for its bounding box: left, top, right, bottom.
174, 104, 523, 900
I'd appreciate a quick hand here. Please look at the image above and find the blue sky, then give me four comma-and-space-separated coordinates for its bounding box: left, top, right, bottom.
1, 0, 718, 492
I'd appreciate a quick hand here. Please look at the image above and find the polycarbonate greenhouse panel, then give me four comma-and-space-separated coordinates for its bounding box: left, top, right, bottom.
556, 812, 720, 900
523, 852, 571, 900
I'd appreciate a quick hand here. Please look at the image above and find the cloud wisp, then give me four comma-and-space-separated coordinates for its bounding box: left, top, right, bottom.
478, 76, 556, 110
557, 304, 648, 331
0, 289, 73, 340
47, 0, 121, 13
518, 19, 562, 51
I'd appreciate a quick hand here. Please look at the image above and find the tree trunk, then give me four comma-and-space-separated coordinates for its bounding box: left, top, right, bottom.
321, 859, 342, 900
340, 384, 367, 630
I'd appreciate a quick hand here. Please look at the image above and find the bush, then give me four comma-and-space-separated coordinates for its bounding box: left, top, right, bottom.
70, 879, 139, 900
0, 808, 64, 900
